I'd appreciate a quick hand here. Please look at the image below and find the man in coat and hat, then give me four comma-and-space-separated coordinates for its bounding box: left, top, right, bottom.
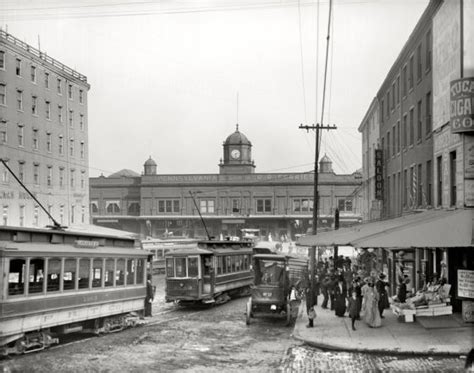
376, 273, 389, 318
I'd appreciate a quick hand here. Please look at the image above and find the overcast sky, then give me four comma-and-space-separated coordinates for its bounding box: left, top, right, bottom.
1, 0, 429, 177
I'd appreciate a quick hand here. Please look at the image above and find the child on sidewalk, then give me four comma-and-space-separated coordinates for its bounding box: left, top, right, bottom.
307, 305, 316, 328
348, 291, 359, 331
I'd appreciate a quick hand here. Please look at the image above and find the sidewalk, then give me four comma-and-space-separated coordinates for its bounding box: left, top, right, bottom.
293, 298, 473, 356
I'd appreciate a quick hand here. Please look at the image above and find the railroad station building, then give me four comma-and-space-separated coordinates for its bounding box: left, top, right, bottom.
90, 126, 363, 240
0, 30, 90, 228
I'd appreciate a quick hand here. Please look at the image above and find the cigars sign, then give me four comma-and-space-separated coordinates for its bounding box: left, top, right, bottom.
450, 77, 474, 133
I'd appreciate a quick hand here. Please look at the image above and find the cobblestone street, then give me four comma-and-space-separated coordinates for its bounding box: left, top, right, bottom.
280, 346, 467, 372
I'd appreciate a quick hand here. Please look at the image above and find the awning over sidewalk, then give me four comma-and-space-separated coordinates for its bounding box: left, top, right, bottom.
297, 209, 474, 248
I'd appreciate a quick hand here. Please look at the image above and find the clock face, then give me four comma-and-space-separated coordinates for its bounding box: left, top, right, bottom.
231, 149, 241, 159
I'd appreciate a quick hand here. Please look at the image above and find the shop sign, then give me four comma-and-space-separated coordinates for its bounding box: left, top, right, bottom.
374, 149, 383, 200
457, 269, 474, 299
450, 77, 474, 133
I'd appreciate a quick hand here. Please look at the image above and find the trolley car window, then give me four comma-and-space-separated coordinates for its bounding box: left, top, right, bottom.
126, 259, 135, 285
64, 258, 76, 290
29, 258, 44, 294
8, 259, 25, 296
136, 258, 145, 284
78, 258, 91, 289
166, 258, 174, 277
116, 259, 125, 286
47, 258, 61, 292
105, 258, 115, 286
92, 258, 103, 288
175, 257, 186, 277
217, 257, 223, 275
188, 257, 199, 277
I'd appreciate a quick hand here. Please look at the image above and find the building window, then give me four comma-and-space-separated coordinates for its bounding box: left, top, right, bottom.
44, 72, 49, 88
0, 121, 7, 143
232, 199, 240, 213
32, 129, 39, 150
91, 201, 99, 214
2, 205, 8, 226
80, 141, 85, 159
450, 151, 456, 207
68, 84, 73, 99
128, 202, 140, 215
381, 99, 384, 122
16, 90, 23, 111
79, 89, 83, 104
402, 65, 407, 97
19, 205, 25, 227
391, 82, 395, 110
80, 114, 84, 131
45, 101, 51, 119
81, 206, 85, 223
292, 198, 313, 212
46, 133, 52, 152
33, 164, 39, 185
437, 156, 442, 207
426, 160, 432, 206
59, 167, 64, 187
256, 199, 272, 213
337, 199, 353, 212
403, 169, 408, 207
31, 65, 36, 83
409, 108, 414, 146
58, 105, 63, 123
408, 55, 414, 90
0, 83, 6, 105
426, 91, 432, 135
0, 51, 5, 69
106, 200, 121, 214
396, 76, 400, 105
32, 95, 37, 115
18, 161, 24, 182
417, 43, 422, 82
1, 160, 9, 183
417, 100, 422, 142
71, 205, 75, 224
199, 200, 215, 214
69, 110, 73, 127
70, 169, 75, 187
385, 91, 389, 118
47, 166, 52, 187
15, 58, 21, 76
59, 205, 64, 224
417, 164, 422, 206
33, 205, 39, 226
57, 78, 62, 94
69, 138, 74, 157
18, 125, 24, 147
80, 170, 85, 189
387, 132, 391, 157
425, 30, 432, 72
396, 121, 400, 153
59, 135, 64, 155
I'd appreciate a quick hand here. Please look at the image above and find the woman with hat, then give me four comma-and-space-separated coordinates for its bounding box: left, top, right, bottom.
363, 279, 382, 328
376, 273, 390, 318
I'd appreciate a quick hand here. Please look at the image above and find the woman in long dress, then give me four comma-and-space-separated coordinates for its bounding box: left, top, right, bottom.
363, 282, 382, 328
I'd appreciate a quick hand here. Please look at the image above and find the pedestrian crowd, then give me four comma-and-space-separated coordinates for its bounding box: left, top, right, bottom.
304, 256, 390, 330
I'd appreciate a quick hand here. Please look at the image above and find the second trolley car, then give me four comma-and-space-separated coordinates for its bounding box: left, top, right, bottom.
165, 239, 253, 305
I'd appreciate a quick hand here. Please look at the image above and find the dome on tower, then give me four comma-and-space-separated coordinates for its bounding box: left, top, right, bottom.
319, 154, 334, 173
143, 156, 157, 176
224, 124, 251, 146
144, 156, 157, 167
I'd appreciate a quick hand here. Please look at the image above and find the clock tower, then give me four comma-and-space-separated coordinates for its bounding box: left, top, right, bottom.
219, 125, 256, 175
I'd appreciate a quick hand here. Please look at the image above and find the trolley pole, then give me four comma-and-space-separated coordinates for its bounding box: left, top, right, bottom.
299, 123, 337, 308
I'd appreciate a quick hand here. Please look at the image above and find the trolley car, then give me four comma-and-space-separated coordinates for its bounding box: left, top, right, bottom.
0, 225, 151, 356
165, 239, 253, 305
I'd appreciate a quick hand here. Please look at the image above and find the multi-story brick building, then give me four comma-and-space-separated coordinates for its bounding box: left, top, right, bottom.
0, 30, 90, 227
90, 126, 363, 240
377, 0, 440, 218
358, 97, 381, 221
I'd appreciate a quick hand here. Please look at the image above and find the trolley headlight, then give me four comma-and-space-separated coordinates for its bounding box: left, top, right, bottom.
179, 283, 184, 288
270, 304, 277, 311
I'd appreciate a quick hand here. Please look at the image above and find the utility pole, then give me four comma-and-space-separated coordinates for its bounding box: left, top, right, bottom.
299, 123, 337, 308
